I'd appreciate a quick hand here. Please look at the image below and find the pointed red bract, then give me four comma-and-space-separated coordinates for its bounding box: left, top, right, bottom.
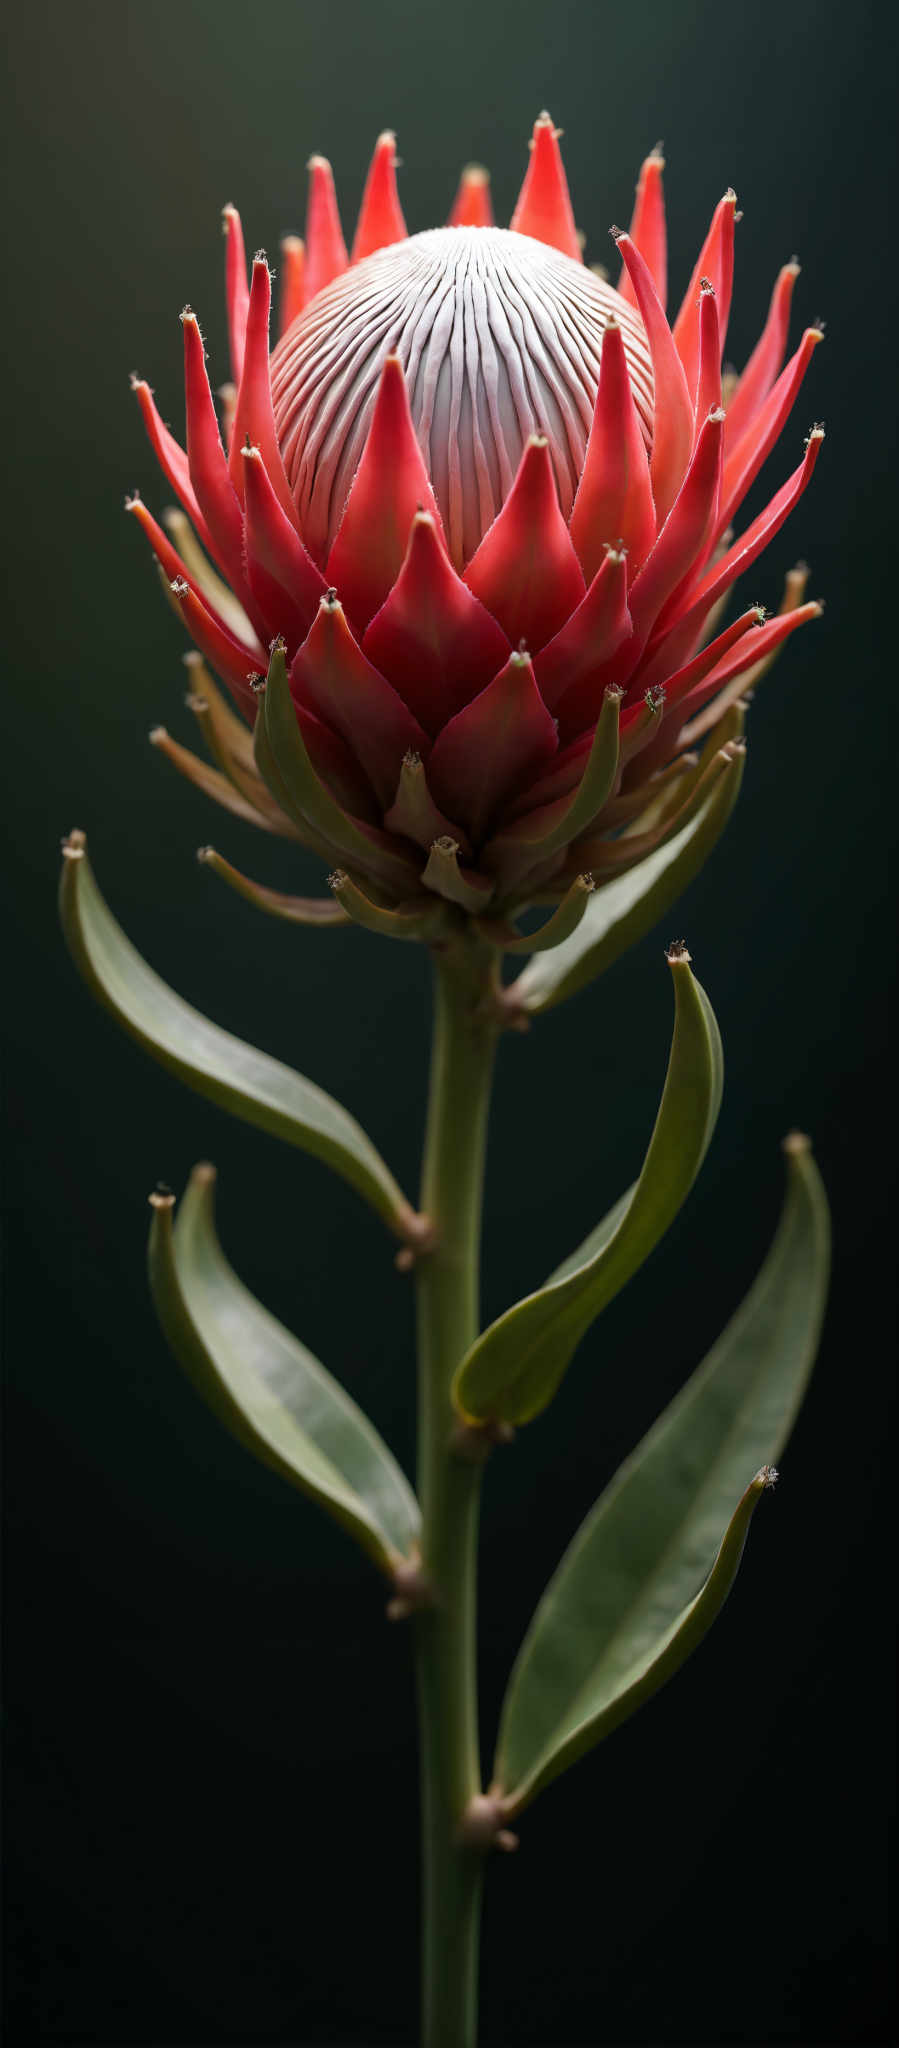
241, 444, 328, 648
535, 549, 632, 734
171, 579, 260, 718
618, 149, 667, 311
326, 354, 446, 632
181, 312, 247, 582
279, 236, 306, 337
693, 282, 722, 433
131, 376, 214, 554
614, 229, 694, 527
656, 606, 766, 712
627, 407, 726, 650
448, 165, 493, 228
718, 327, 823, 536
351, 132, 408, 262
126, 495, 263, 655
673, 190, 737, 395
725, 261, 800, 450
222, 205, 250, 384
304, 156, 349, 303
463, 437, 585, 652
510, 113, 581, 263
362, 513, 510, 734
643, 428, 825, 661
568, 320, 656, 583
672, 601, 822, 724
291, 595, 428, 809
227, 258, 301, 532
426, 652, 559, 843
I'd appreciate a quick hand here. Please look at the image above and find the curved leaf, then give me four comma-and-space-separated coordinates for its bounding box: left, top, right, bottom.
453, 946, 723, 1424
511, 746, 744, 1012
60, 833, 421, 1242
494, 1137, 830, 1812
148, 1167, 420, 1574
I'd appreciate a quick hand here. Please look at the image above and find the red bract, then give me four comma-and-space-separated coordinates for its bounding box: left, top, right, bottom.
131, 115, 824, 916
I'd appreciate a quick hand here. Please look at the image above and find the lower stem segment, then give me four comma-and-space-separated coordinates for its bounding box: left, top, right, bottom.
414, 940, 499, 2048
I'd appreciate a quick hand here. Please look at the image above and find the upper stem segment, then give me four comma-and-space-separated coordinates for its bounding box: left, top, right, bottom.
414, 937, 500, 2048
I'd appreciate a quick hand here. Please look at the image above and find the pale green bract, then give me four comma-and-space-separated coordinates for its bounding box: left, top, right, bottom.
511, 749, 744, 1012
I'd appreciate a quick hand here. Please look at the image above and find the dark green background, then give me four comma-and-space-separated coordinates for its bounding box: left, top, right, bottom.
4, 1, 895, 2042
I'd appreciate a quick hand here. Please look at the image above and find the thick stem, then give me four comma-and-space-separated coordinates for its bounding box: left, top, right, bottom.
414, 939, 499, 2048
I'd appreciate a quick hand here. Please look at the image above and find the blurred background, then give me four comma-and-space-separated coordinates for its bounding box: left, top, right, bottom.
3, 1, 895, 2042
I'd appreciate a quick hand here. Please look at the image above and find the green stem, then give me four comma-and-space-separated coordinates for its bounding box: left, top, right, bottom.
414, 939, 499, 2048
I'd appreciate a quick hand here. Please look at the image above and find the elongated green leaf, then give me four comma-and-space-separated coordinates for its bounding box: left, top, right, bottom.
148, 1167, 420, 1574
453, 946, 723, 1424
60, 833, 421, 1242
511, 746, 744, 1012
494, 1137, 830, 1813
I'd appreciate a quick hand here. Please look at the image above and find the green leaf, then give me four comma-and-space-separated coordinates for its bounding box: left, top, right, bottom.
493, 1136, 830, 1813
60, 832, 422, 1243
510, 745, 744, 1013
453, 945, 723, 1424
148, 1167, 421, 1575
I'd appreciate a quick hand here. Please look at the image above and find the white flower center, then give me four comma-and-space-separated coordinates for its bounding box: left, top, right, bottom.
271, 226, 653, 570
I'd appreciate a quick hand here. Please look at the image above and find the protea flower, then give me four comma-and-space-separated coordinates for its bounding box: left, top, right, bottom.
130, 116, 823, 935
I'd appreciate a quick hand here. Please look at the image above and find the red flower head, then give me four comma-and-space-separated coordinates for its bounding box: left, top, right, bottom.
131, 117, 823, 935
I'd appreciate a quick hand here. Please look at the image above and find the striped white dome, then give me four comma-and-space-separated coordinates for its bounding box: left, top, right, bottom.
271, 226, 654, 570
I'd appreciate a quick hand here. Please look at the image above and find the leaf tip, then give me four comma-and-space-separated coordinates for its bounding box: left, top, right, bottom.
782, 1129, 812, 1157
61, 828, 87, 862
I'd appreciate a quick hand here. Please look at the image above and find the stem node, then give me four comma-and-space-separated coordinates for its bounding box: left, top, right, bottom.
457, 1792, 520, 1855
386, 1554, 434, 1622
450, 1415, 516, 1463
